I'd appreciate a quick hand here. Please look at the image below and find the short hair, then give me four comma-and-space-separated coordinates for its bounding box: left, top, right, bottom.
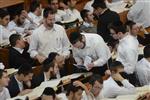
9, 34, 21, 47
48, 0, 59, 4
80, 9, 89, 21
125, 20, 136, 31
17, 63, 33, 76
92, 0, 106, 9
42, 87, 56, 99
48, 52, 59, 62
108, 21, 126, 34
0, 69, 7, 79
144, 45, 150, 58
109, 61, 124, 72
89, 74, 103, 86
42, 57, 55, 72
43, 7, 55, 18
0, 9, 9, 19
30, 1, 40, 12
66, 82, 83, 96
69, 31, 83, 44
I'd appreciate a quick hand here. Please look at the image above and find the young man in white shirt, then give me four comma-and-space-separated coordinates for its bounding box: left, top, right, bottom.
101, 61, 136, 98
7, 9, 31, 35
48, 0, 66, 22
69, 31, 111, 76
28, 1, 43, 27
0, 9, 13, 46
136, 45, 150, 86
127, 0, 150, 28
108, 21, 139, 86
0, 69, 10, 100
28, 7, 70, 63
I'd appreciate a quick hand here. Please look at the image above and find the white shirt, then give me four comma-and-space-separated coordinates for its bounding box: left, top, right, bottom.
28, 24, 70, 58
0, 25, 13, 46
82, 91, 104, 100
15, 76, 24, 91
64, 9, 83, 22
127, 0, 150, 28
13, 47, 24, 54
73, 33, 111, 67
0, 87, 10, 100
136, 58, 150, 86
55, 10, 66, 22
28, 12, 43, 27
101, 77, 136, 98
84, 0, 94, 13
116, 34, 139, 74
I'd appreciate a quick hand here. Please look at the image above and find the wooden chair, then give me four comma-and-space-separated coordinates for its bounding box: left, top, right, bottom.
0, 48, 9, 69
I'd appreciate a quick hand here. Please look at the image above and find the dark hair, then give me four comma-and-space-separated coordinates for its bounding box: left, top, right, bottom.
144, 45, 150, 58
42, 58, 55, 72
66, 82, 83, 96
42, 87, 56, 99
92, 0, 106, 9
17, 63, 33, 76
48, 52, 59, 62
43, 7, 55, 18
30, 1, 40, 12
0, 69, 7, 79
0, 9, 9, 19
48, 0, 60, 4
108, 21, 126, 34
69, 31, 83, 44
125, 20, 136, 31
80, 9, 89, 21
89, 74, 103, 86
9, 34, 21, 47
109, 61, 124, 72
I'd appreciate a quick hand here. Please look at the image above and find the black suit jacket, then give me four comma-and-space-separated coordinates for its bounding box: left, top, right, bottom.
7, 75, 29, 97
97, 9, 120, 42
9, 47, 35, 69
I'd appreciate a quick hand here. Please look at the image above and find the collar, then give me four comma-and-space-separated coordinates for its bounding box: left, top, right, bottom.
42, 24, 57, 32
44, 72, 50, 81
100, 8, 109, 15
14, 75, 23, 86
13, 47, 24, 54
119, 33, 129, 43
83, 22, 93, 27
143, 58, 150, 68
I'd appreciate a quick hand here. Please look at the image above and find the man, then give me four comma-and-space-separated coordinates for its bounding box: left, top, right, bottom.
136, 45, 150, 86
48, 0, 66, 22
80, 9, 97, 33
28, 7, 70, 63
82, 74, 104, 100
92, 0, 120, 42
28, 1, 43, 27
108, 21, 139, 86
40, 87, 56, 100
101, 61, 136, 98
32, 57, 59, 88
7, 9, 31, 35
0, 9, 13, 46
127, 0, 150, 28
7, 63, 33, 97
0, 69, 10, 100
9, 34, 35, 68
69, 31, 111, 76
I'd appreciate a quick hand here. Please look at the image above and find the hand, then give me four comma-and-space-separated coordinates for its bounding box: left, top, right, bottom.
105, 70, 111, 76
73, 81, 85, 87
19, 89, 32, 96
24, 81, 32, 88
87, 63, 94, 70
112, 73, 124, 82
35, 55, 46, 63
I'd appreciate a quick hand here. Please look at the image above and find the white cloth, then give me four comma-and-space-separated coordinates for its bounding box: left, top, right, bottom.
136, 58, 150, 86
116, 34, 139, 74
101, 77, 136, 98
7, 20, 30, 34
28, 24, 70, 58
73, 33, 111, 67
55, 10, 66, 22
13, 47, 24, 54
0, 25, 13, 46
84, 0, 94, 13
64, 9, 83, 22
28, 12, 43, 27
0, 87, 10, 100
127, 0, 150, 28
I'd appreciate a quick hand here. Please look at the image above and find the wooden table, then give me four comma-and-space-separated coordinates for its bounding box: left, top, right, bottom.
0, 0, 24, 8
